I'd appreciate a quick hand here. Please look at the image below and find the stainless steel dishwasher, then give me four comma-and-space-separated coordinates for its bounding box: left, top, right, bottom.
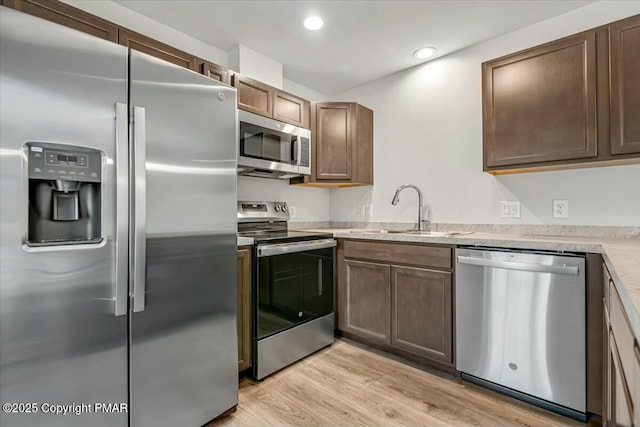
455, 247, 586, 421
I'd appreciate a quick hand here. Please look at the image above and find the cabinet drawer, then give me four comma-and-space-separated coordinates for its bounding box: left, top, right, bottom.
343, 240, 452, 269
610, 283, 637, 403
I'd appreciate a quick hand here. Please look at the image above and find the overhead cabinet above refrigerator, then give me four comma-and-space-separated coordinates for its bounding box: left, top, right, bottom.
0, 7, 238, 427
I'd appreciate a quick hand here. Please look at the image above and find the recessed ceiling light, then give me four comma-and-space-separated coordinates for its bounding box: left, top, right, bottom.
304, 16, 324, 31
413, 47, 437, 59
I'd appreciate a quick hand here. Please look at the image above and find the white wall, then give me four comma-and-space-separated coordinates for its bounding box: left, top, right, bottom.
330, 1, 640, 226
228, 44, 283, 89
237, 177, 330, 223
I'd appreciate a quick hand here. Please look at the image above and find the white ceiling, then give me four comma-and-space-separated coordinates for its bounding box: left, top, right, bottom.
114, 0, 595, 95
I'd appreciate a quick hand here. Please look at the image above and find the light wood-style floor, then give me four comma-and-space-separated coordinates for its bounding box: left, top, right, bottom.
211, 339, 592, 427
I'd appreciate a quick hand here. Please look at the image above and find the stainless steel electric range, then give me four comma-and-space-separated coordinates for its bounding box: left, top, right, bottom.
237, 201, 336, 380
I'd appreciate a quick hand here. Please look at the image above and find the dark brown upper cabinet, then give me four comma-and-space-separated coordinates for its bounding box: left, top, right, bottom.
293, 102, 373, 187
483, 32, 598, 170
1, 0, 118, 42
117, 28, 197, 71
232, 74, 273, 117
273, 90, 310, 129
232, 74, 311, 129
483, 14, 640, 174
609, 14, 640, 155
199, 60, 230, 85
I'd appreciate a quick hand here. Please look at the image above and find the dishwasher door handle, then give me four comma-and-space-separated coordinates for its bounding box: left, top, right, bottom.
456, 256, 579, 275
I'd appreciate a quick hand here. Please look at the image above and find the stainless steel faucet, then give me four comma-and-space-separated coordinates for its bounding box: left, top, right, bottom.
391, 184, 430, 231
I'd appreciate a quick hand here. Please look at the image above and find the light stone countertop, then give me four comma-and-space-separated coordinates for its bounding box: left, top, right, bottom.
298, 228, 640, 341
237, 236, 254, 247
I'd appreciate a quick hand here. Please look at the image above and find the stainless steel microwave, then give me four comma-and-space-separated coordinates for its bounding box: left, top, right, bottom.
237, 110, 311, 179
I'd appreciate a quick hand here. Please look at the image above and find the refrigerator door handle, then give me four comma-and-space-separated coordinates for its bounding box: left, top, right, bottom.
114, 102, 129, 316
132, 106, 147, 313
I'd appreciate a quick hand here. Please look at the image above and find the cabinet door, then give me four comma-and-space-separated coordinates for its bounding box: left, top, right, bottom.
237, 248, 252, 372
340, 259, 390, 344
483, 32, 598, 168
200, 60, 230, 85
315, 103, 353, 180
2, 0, 118, 41
609, 331, 634, 427
391, 266, 452, 363
118, 28, 197, 71
609, 15, 640, 155
232, 74, 273, 118
273, 90, 310, 129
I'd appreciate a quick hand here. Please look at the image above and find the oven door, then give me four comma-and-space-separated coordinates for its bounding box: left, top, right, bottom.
238, 111, 300, 174
256, 239, 336, 340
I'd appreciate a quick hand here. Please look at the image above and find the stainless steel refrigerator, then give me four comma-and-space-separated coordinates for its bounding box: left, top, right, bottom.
0, 7, 238, 427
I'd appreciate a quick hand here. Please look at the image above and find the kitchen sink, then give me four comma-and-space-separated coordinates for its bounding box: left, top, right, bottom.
347, 230, 473, 236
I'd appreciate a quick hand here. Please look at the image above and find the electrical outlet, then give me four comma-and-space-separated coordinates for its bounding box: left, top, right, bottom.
289, 206, 297, 218
363, 204, 373, 218
553, 200, 569, 218
500, 201, 521, 218
357, 205, 365, 218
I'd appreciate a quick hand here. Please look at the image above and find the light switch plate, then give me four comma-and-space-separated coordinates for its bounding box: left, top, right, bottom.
553, 200, 569, 218
500, 201, 521, 218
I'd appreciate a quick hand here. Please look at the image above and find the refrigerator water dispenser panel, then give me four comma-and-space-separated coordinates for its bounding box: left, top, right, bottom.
26, 142, 103, 246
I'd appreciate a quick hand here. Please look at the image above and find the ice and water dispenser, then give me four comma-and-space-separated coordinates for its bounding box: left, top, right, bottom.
26, 142, 103, 246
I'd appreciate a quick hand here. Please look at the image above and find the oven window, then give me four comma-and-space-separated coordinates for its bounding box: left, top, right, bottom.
256, 246, 334, 340
240, 122, 295, 164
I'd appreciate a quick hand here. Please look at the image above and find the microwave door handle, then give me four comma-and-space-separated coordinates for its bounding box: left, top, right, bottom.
292, 136, 299, 165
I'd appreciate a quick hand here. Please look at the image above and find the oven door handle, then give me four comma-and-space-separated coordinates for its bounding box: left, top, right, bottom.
257, 239, 336, 257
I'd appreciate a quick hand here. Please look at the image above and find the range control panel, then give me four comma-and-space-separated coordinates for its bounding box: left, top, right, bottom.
27, 142, 102, 183
237, 201, 290, 222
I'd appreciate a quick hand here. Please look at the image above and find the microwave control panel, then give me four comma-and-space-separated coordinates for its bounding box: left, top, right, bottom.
299, 137, 310, 168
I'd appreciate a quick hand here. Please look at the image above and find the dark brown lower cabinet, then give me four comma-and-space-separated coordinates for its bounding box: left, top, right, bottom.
391, 266, 452, 363
602, 264, 638, 426
341, 259, 391, 345
237, 246, 252, 372
338, 240, 454, 368
608, 331, 634, 427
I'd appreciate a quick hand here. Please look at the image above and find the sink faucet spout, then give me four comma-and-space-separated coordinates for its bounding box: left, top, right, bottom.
390, 184, 429, 231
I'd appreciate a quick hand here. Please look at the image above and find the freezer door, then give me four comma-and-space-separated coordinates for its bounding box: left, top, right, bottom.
129, 50, 238, 427
0, 8, 128, 427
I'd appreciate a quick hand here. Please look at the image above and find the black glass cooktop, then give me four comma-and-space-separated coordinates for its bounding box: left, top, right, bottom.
237, 230, 333, 245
